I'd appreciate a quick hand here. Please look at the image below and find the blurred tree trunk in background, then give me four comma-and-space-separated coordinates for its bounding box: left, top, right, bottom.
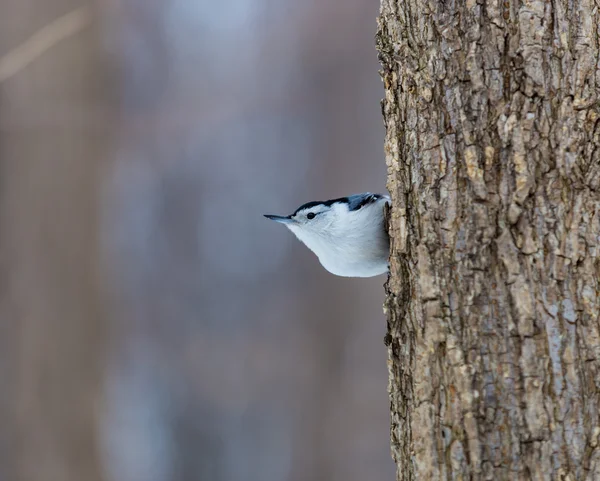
0, 2, 112, 481
377, 0, 600, 479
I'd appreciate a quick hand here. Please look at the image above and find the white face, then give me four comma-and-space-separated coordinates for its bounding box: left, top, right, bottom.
285, 203, 338, 237
263, 201, 343, 248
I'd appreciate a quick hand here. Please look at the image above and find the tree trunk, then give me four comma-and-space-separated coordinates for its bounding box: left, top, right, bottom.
377, 0, 600, 479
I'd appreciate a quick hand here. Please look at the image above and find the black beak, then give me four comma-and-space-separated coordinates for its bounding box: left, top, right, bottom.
264, 214, 293, 224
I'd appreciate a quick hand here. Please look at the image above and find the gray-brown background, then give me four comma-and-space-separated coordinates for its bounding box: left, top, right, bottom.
0, 1, 393, 480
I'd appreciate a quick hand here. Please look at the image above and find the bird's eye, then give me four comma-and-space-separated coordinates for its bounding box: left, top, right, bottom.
307, 212, 316, 220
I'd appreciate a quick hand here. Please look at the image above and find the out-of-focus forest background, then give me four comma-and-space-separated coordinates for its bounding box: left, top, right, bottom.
0, 1, 392, 480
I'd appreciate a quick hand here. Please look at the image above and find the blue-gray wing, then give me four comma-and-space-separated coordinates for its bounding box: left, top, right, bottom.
347, 193, 387, 211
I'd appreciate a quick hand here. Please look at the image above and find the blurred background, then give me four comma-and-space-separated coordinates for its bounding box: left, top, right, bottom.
0, 0, 392, 480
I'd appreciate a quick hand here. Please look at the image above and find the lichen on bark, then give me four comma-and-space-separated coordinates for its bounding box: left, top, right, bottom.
377, 0, 600, 479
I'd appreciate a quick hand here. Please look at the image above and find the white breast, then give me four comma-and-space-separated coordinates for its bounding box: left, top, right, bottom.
289, 198, 390, 277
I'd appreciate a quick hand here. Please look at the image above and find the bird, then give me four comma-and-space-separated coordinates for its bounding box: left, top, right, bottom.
264, 193, 390, 277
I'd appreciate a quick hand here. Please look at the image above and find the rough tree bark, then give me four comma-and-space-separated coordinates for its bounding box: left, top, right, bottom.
377, 0, 600, 480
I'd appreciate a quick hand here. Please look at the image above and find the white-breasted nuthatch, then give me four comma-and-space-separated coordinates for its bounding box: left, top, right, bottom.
264, 193, 390, 277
